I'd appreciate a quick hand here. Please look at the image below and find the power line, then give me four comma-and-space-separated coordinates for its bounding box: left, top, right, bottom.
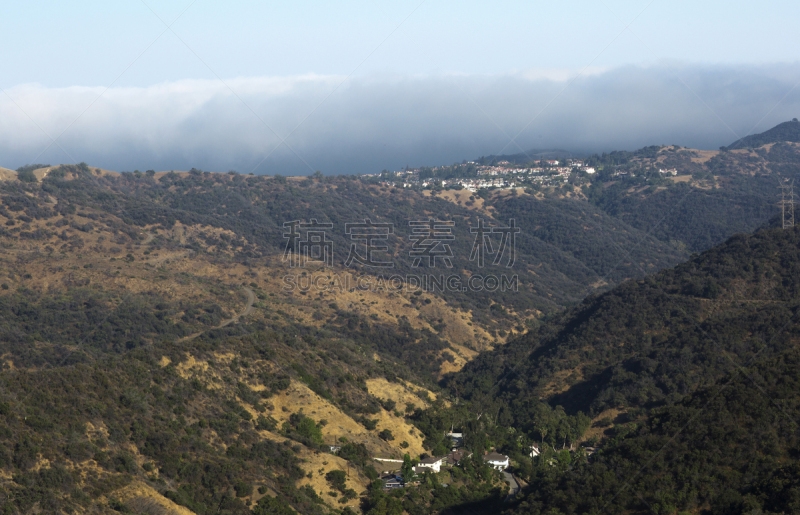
779, 178, 795, 229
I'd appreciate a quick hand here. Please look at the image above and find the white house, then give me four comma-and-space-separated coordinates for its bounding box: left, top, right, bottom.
416, 455, 446, 473
482, 451, 510, 471
382, 475, 405, 488
582, 167, 596, 174
529, 445, 540, 458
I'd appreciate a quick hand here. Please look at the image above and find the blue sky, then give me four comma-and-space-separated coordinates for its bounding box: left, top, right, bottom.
1, 1, 799, 174
4, 0, 800, 85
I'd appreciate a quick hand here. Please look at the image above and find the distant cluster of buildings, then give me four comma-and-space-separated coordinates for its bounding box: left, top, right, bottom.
366, 426, 605, 492
375, 430, 515, 490
368, 157, 689, 191
389, 159, 598, 192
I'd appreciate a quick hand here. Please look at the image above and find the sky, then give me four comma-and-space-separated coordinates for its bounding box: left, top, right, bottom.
2, 0, 800, 175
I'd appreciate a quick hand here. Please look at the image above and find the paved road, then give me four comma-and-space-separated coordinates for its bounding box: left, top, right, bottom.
502, 471, 519, 502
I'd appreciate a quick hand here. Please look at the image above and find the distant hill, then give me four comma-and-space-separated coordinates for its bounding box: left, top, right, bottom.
726, 118, 800, 149
474, 148, 585, 165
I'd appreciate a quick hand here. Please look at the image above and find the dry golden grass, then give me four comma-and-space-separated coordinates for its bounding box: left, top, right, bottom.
153, 170, 191, 179
114, 480, 198, 515
490, 187, 529, 199
158, 355, 380, 510
582, 407, 630, 443
294, 448, 368, 508
0, 178, 509, 509
539, 368, 583, 398
686, 149, 720, 163
248, 262, 500, 371
174, 355, 209, 378
423, 189, 496, 216
166, 348, 435, 461
253, 379, 424, 456
438, 343, 479, 376
0, 215, 240, 321
0, 186, 504, 377
366, 377, 432, 411
3, 165, 122, 182
0, 167, 16, 180
166, 352, 249, 392
251, 428, 369, 507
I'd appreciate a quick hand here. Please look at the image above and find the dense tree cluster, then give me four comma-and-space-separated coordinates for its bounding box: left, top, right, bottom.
509, 347, 800, 514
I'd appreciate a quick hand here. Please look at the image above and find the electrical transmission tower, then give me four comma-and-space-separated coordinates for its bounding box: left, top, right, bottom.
779, 178, 795, 229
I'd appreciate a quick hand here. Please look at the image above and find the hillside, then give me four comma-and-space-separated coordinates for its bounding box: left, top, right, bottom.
0, 149, 799, 514
727, 118, 800, 149
565, 142, 797, 252
382, 221, 800, 515
0, 163, 695, 364
508, 346, 800, 514
0, 165, 486, 514
0, 163, 603, 514
447, 224, 800, 428
428, 223, 800, 514
458, 123, 800, 254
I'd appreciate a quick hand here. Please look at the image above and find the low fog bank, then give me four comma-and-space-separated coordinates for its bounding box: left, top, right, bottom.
2, 64, 799, 175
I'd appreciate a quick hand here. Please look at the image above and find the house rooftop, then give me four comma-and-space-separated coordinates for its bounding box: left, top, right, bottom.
443, 450, 471, 464
482, 452, 508, 462
419, 456, 444, 465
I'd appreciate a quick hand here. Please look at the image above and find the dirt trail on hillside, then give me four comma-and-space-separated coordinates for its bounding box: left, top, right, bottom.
146, 250, 193, 266
180, 287, 255, 341
219, 287, 255, 327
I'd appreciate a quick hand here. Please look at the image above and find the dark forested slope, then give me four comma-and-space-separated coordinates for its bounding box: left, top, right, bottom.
509, 346, 800, 515
727, 118, 800, 149
447, 224, 800, 424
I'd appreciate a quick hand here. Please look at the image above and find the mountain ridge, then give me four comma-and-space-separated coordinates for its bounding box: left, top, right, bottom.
726, 118, 800, 149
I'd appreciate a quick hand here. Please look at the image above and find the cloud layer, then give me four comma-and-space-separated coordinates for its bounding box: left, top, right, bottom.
2, 64, 799, 175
